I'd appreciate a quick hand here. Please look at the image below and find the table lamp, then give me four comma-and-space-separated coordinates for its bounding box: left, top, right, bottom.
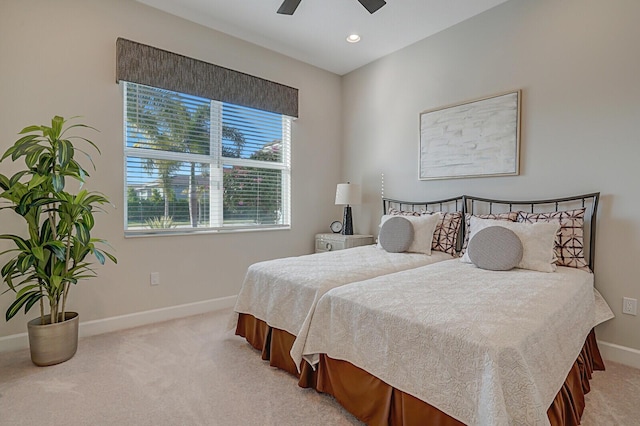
335, 182, 361, 235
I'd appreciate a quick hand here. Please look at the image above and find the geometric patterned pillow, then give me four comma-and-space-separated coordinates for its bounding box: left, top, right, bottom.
517, 208, 589, 270
423, 211, 463, 256
461, 211, 519, 254
388, 208, 462, 255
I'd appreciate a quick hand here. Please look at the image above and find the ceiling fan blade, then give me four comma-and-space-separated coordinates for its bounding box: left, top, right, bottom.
277, 0, 302, 15
357, 0, 386, 14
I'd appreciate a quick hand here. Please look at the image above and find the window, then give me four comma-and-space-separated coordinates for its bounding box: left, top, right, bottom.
123, 82, 291, 235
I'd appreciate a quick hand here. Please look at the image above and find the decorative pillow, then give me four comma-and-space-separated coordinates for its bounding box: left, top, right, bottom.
388, 208, 462, 255
423, 211, 463, 256
379, 213, 441, 255
404, 214, 442, 255
461, 217, 560, 273
467, 226, 523, 271
379, 217, 414, 253
517, 208, 589, 270
461, 212, 518, 254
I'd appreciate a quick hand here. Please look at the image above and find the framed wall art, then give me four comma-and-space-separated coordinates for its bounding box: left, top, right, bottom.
419, 90, 521, 180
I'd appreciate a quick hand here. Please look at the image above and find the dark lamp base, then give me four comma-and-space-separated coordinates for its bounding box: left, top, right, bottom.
341, 205, 353, 235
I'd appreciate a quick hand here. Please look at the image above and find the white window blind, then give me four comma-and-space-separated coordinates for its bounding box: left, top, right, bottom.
123, 82, 291, 235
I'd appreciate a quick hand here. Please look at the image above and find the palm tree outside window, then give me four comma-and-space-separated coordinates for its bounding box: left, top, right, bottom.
123, 82, 291, 234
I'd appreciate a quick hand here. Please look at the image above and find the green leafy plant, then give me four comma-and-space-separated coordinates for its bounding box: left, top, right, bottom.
145, 215, 176, 229
0, 116, 116, 324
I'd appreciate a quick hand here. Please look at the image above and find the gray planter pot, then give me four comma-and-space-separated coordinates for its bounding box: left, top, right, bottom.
27, 312, 79, 366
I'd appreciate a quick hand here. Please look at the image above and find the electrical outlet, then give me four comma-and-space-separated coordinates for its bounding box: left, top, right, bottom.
622, 297, 637, 316
150, 272, 160, 286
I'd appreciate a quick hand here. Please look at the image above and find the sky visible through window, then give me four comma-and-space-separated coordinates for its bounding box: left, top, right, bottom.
126, 88, 284, 184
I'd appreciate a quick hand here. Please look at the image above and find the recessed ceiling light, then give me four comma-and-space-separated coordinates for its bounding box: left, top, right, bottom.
346, 34, 361, 43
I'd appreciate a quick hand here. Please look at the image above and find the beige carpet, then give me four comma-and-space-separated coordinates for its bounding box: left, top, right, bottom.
0, 308, 638, 425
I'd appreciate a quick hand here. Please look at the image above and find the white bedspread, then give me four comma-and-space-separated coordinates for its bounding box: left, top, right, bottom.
231, 245, 453, 339
302, 260, 614, 426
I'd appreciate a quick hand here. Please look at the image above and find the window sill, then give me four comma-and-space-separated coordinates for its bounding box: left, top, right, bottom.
124, 225, 291, 238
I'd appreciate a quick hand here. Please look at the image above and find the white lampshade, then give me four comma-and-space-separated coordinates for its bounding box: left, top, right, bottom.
335, 183, 362, 206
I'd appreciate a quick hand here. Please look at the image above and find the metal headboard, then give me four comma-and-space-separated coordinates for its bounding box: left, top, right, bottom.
463, 193, 600, 271
382, 195, 465, 215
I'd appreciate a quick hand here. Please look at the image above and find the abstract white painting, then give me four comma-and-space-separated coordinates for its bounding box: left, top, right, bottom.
419, 91, 520, 180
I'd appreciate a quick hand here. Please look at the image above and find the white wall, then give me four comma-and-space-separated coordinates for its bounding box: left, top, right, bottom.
0, 0, 342, 338
342, 0, 640, 352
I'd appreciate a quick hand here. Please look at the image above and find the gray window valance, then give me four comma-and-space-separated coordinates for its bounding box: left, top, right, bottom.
116, 38, 298, 118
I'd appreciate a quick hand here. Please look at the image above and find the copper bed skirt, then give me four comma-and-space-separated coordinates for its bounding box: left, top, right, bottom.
235, 313, 605, 426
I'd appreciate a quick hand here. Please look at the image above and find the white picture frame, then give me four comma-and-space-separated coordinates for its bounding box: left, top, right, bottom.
419, 90, 521, 180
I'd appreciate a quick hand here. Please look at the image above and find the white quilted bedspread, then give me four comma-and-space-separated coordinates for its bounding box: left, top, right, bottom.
231, 245, 453, 339
302, 260, 614, 426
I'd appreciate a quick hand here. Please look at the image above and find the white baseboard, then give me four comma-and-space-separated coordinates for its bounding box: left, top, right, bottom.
0, 295, 236, 354
597, 340, 640, 370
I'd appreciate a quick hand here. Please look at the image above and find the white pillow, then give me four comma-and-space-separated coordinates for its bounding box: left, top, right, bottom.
377, 213, 441, 255
460, 216, 560, 272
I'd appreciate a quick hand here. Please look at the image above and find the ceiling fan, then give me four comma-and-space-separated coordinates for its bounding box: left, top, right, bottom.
277, 0, 386, 15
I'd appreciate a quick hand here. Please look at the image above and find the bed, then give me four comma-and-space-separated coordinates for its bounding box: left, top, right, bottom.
296, 193, 614, 425
233, 196, 465, 375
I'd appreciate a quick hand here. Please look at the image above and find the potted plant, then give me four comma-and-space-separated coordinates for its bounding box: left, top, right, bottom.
0, 116, 116, 366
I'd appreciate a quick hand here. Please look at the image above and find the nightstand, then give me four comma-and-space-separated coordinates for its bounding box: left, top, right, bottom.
315, 233, 374, 253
